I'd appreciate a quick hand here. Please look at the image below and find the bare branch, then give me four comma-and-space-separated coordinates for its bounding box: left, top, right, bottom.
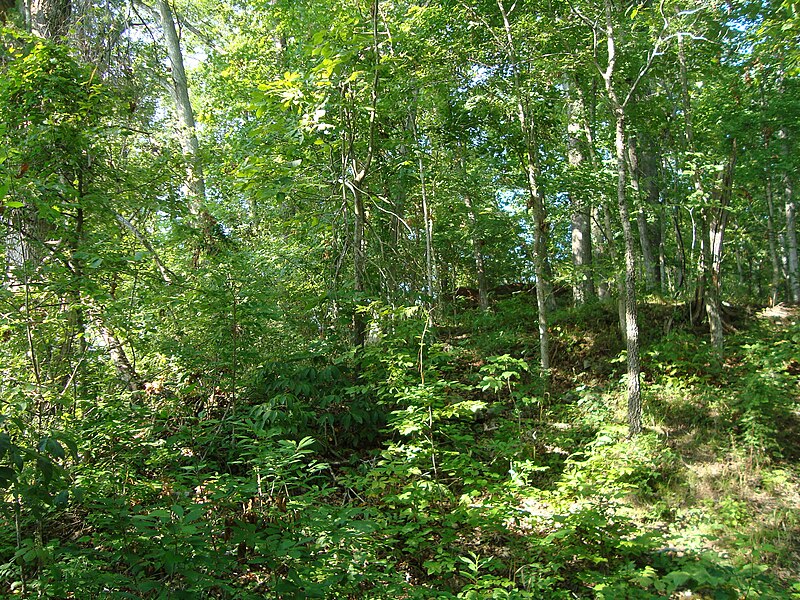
369, 196, 414, 235
113, 212, 178, 284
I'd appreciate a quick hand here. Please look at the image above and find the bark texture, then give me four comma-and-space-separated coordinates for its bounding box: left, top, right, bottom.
779, 129, 800, 303
156, 0, 206, 210
499, 0, 549, 373
600, 0, 642, 434
566, 76, 594, 305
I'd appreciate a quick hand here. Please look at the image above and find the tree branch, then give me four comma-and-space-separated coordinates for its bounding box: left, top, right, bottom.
113, 212, 178, 284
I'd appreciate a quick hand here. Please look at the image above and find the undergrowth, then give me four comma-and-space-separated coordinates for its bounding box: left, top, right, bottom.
1, 302, 798, 598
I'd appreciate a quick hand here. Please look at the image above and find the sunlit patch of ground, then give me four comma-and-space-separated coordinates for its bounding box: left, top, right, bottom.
757, 303, 800, 323
655, 398, 800, 582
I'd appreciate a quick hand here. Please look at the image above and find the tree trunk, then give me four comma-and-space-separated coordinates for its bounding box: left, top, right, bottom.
30, 0, 70, 38
348, 0, 380, 346
155, 0, 215, 252
706, 144, 736, 354
352, 185, 367, 346
677, 34, 724, 350
592, 204, 611, 301
156, 0, 204, 204
461, 175, 489, 311
626, 134, 658, 292
766, 173, 782, 305
573, 76, 609, 303
566, 76, 594, 305
410, 109, 435, 300
672, 205, 687, 293
99, 322, 142, 392
641, 138, 663, 290
529, 152, 550, 373
420, 154, 435, 300
601, 0, 641, 434
499, 0, 549, 373
614, 113, 642, 434
779, 129, 800, 303
4, 0, 69, 280
658, 202, 667, 292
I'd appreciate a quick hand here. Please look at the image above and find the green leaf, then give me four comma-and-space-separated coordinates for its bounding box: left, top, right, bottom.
0, 179, 11, 201
22, 547, 38, 562
183, 508, 205, 523
0, 466, 16, 488
148, 509, 173, 520
58, 435, 79, 459
46, 438, 65, 460
37, 457, 54, 483
296, 436, 316, 451
662, 570, 691, 590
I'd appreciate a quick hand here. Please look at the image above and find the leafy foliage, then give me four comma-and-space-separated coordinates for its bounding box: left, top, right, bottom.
1, 0, 799, 598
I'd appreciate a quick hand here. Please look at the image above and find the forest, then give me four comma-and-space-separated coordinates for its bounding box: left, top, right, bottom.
0, 0, 799, 596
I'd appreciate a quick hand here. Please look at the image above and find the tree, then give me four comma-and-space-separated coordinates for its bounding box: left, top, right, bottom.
496, 0, 551, 373
570, 0, 680, 433
565, 74, 595, 305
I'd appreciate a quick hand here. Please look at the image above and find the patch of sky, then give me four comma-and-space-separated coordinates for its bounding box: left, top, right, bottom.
458, 63, 491, 93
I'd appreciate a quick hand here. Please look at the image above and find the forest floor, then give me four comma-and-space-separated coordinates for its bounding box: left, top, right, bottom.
2, 299, 799, 598
421, 298, 800, 597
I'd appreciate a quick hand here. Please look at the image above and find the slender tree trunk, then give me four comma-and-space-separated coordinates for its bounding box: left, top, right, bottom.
468, 197, 489, 311
592, 204, 611, 301
613, 110, 642, 434
419, 156, 435, 300
760, 88, 782, 305
766, 173, 782, 305
667, 149, 687, 296
155, 0, 217, 255
409, 110, 435, 299
677, 34, 724, 349
499, 0, 549, 373
62, 182, 88, 393
704, 240, 723, 354
677, 36, 703, 289
348, 0, 380, 346
641, 138, 663, 291
778, 129, 800, 303
114, 212, 176, 283
658, 202, 667, 292
574, 79, 610, 303
734, 241, 744, 294
706, 143, 736, 354
566, 76, 594, 305
601, 0, 641, 434
672, 205, 687, 293
626, 134, 658, 292
351, 184, 367, 346
528, 151, 550, 373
